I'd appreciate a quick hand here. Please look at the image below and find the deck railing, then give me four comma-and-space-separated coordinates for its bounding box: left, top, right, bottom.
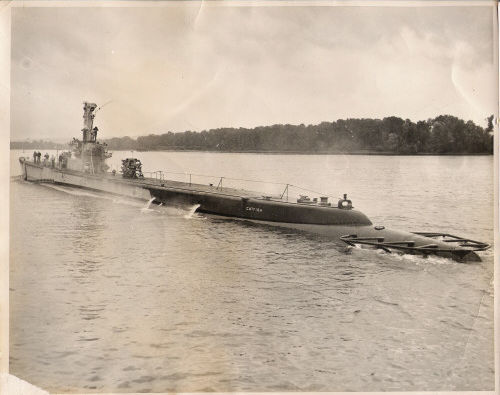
139, 169, 342, 203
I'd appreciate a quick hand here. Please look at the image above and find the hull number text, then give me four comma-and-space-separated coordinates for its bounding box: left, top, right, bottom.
246, 206, 263, 213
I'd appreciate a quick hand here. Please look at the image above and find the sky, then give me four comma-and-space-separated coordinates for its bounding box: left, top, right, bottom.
10, 3, 498, 141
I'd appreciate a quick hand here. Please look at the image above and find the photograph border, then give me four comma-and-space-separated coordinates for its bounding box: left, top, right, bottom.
1, 1, 498, 394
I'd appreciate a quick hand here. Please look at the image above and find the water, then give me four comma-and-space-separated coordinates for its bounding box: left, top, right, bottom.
9, 150, 494, 392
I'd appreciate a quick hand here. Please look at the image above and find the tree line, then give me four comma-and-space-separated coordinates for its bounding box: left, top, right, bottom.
105, 115, 494, 154
11, 115, 494, 154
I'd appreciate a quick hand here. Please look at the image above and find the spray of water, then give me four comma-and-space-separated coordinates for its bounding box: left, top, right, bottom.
184, 204, 201, 219
140, 197, 156, 213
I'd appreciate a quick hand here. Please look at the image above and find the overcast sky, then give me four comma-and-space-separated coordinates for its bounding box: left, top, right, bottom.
11, 3, 498, 141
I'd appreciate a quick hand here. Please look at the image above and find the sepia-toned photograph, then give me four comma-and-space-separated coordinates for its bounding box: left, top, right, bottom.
3, 1, 498, 394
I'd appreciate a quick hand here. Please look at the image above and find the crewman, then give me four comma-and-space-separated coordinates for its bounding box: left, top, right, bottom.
58, 154, 63, 167
51, 155, 55, 168
33, 151, 37, 163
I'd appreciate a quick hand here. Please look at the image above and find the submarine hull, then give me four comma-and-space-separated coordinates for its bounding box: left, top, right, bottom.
144, 185, 372, 226
19, 157, 484, 262
20, 158, 371, 226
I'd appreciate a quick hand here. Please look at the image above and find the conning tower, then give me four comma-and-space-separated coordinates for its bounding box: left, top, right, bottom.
68, 101, 111, 174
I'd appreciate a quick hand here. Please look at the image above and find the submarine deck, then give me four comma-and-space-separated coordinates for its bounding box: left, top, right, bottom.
44, 163, 336, 208
25, 160, 372, 226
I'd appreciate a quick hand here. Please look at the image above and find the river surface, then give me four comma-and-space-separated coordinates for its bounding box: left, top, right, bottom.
9, 150, 494, 393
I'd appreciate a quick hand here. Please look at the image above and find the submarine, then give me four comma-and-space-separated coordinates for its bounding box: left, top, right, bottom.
19, 102, 490, 262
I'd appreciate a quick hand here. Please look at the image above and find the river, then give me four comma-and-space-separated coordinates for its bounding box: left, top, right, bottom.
9, 150, 494, 392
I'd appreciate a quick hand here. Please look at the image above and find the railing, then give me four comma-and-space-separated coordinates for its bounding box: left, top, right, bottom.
139, 169, 343, 203
24, 155, 344, 204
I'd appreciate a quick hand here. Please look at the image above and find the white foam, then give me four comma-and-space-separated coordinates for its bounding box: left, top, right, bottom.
140, 197, 156, 213
347, 243, 457, 266
184, 204, 201, 219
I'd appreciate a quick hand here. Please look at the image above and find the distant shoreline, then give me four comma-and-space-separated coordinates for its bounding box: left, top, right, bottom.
11, 147, 493, 156
11, 114, 494, 155
135, 149, 493, 156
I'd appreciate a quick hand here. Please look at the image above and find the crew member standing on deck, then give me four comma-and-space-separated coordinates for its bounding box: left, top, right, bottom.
51, 155, 55, 168
33, 151, 37, 163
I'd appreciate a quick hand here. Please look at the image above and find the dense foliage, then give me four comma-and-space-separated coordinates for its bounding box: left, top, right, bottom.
12, 115, 494, 154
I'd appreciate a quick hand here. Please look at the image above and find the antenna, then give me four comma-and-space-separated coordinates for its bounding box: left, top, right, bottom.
95, 100, 112, 114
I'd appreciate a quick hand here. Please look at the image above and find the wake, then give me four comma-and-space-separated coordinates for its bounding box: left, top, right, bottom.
43, 184, 204, 220
42, 184, 146, 208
